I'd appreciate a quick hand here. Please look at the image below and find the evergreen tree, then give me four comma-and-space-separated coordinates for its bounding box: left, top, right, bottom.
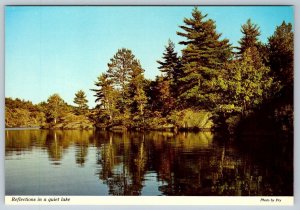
268, 21, 294, 87
106, 48, 148, 123
91, 73, 119, 122
73, 90, 89, 115
106, 48, 135, 113
177, 7, 232, 109
157, 40, 183, 81
128, 60, 147, 117
256, 41, 269, 65
237, 19, 261, 55
157, 39, 183, 100
92, 49, 148, 127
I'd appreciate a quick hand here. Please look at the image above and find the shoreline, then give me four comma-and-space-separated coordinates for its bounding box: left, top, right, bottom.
5, 127, 40, 130
5, 126, 213, 132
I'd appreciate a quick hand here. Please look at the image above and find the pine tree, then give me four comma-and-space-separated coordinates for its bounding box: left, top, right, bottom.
92, 49, 147, 127
91, 73, 119, 121
73, 90, 89, 115
157, 39, 183, 100
268, 21, 294, 87
237, 19, 261, 56
177, 7, 232, 109
157, 40, 183, 81
106, 48, 140, 114
128, 60, 147, 117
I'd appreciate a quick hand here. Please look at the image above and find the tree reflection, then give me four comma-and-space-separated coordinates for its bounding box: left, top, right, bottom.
75, 139, 89, 167
5, 130, 94, 165
47, 131, 63, 164
95, 132, 148, 195
98, 132, 117, 180
5, 130, 293, 195
5, 130, 48, 155
44, 130, 94, 165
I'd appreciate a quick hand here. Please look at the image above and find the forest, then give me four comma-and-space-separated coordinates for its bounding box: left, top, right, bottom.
5, 7, 294, 136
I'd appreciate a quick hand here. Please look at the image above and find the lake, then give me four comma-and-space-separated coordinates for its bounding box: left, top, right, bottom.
5, 129, 293, 196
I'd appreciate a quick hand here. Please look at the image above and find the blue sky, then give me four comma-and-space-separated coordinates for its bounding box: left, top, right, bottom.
5, 6, 294, 108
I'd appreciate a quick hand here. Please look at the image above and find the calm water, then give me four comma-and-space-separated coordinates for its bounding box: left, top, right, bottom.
5, 129, 293, 196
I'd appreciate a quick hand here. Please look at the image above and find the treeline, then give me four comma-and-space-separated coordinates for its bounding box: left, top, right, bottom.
5, 91, 93, 129
5, 98, 45, 128
5, 8, 293, 132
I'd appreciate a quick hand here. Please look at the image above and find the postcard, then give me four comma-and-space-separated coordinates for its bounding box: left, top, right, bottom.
4, 5, 294, 205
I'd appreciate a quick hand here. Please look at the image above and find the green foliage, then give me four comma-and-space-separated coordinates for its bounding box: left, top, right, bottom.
177, 7, 232, 109
157, 40, 178, 79
91, 73, 119, 122
107, 48, 135, 91
5, 97, 93, 129
45, 94, 70, 124
73, 90, 89, 115
127, 59, 147, 117
155, 40, 184, 112
237, 19, 261, 55
268, 21, 294, 87
157, 39, 183, 96
92, 48, 147, 127
5, 98, 46, 128
5, 108, 44, 128
106, 48, 144, 115
219, 48, 275, 116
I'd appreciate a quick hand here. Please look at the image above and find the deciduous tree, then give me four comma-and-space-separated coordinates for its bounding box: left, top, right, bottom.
219, 48, 274, 116
46, 94, 68, 124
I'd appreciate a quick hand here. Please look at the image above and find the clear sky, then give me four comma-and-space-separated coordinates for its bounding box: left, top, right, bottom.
5, 6, 294, 108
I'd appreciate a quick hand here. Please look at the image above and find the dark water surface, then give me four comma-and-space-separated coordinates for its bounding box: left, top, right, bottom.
5, 129, 293, 196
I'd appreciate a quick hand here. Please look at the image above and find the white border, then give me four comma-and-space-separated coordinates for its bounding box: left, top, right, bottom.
4, 196, 294, 206
1, 0, 299, 209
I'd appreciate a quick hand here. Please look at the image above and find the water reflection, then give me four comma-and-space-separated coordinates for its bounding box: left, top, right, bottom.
5, 130, 292, 196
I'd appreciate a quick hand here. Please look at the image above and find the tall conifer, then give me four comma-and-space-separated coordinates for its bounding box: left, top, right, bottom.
237, 19, 261, 56
177, 7, 232, 109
